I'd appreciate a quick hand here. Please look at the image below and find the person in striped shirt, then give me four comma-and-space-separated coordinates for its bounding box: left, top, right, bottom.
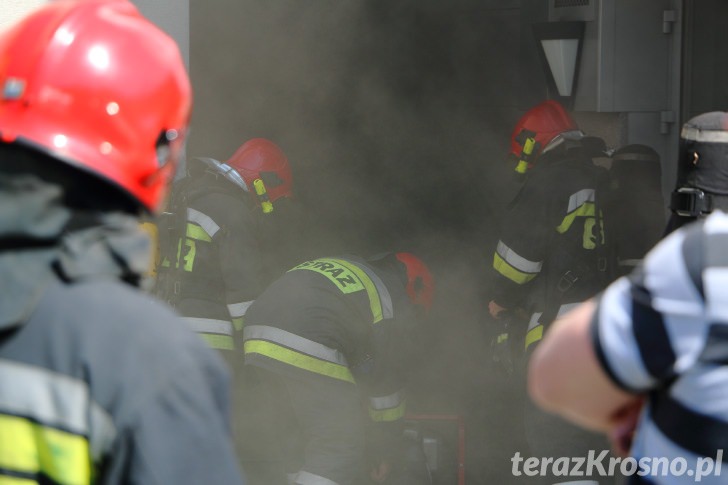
529, 210, 728, 484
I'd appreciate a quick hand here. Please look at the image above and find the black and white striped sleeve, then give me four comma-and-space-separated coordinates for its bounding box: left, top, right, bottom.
591, 220, 709, 393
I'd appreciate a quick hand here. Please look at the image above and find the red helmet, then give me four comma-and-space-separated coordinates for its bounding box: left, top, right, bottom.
395, 252, 435, 313
0, 0, 192, 213
509, 100, 581, 173
226, 138, 294, 204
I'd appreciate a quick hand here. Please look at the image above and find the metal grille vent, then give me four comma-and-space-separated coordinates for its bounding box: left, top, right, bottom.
554, 0, 590, 7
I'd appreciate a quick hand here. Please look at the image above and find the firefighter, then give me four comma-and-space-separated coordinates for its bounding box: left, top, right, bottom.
665, 111, 728, 235
529, 113, 728, 485
487, 100, 614, 483
154, 138, 308, 481
0, 1, 244, 483
242, 253, 435, 485
155, 137, 298, 353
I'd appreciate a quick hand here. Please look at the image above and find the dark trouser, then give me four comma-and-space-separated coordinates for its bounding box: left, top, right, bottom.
234, 365, 289, 485
242, 366, 367, 485
523, 396, 614, 484
522, 335, 620, 485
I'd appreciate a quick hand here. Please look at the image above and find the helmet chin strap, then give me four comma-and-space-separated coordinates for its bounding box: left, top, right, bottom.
196, 157, 249, 192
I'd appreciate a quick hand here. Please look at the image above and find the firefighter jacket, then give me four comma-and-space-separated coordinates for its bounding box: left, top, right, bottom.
157, 170, 264, 351
157, 169, 311, 353
490, 148, 612, 350
0, 175, 244, 485
243, 256, 422, 472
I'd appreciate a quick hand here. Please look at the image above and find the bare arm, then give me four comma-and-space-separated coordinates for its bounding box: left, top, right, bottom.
527, 299, 641, 433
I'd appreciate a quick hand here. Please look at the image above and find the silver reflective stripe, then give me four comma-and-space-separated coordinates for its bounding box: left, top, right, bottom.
348, 260, 394, 319
293, 471, 340, 485
187, 207, 220, 238
557, 302, 580, 317
370, 390, 403, 410
197, 157, 249, 191
682, 126, 728, 144
566, 189, 595, 213
527, 304, 578, 331
542, 129, 584, 154
184, 317, 233, 336
496, 241, 543, 274
244, 325, 349, 366
227, 300, 254, 318
0, 359, 116, 461
527, 312, 543, 331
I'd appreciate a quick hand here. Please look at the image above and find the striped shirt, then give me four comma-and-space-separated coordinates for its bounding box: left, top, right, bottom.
591, 210, 728, 484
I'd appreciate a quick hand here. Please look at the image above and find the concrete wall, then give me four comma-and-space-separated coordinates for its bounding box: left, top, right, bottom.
0, 0, 48, 29
132, 0, 189, 67
0, 1, 188, 68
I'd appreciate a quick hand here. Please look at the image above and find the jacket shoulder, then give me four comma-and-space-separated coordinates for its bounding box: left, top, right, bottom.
38, 280, 220, 366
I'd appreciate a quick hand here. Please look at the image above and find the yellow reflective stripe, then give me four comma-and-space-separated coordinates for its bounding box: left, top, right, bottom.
525, 324, 543, 349
291, 260, 364, 294
200, 334, 235, 351
330, 259, 383, 323
181, 239, 195, 272
0, 475, 37, 484
0, 414, 91, 485
244, 340, 355, 383
556, 201, 595, 234
159, 222, 210, 272
177, 222, 212, 272
232, 317, 244, 332
493, 253, 538, 284
185, 223, 212, 242
291, 259, 384, 323
369, 400, 406, 422
514, 159, 529, 174
160, 240, 194, 272
496, 241, 542, 273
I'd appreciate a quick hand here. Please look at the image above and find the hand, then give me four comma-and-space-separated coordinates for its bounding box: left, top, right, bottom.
370, 460, 391, 483
608, 397, 645, 457
488, 300, 508, 319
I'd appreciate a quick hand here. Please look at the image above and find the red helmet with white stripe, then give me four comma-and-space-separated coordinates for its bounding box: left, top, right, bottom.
226, 138, 293, 204
0, 0, 192, 213
509, 100, 582, 173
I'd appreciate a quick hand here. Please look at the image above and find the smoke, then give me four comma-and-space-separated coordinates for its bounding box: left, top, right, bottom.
190, 1, 530, 482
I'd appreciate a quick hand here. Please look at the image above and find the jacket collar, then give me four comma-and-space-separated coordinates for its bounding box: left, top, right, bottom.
0, 175, 151, 331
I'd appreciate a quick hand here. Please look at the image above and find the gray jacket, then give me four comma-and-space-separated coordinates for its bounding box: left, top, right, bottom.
0, 175, 245, 484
